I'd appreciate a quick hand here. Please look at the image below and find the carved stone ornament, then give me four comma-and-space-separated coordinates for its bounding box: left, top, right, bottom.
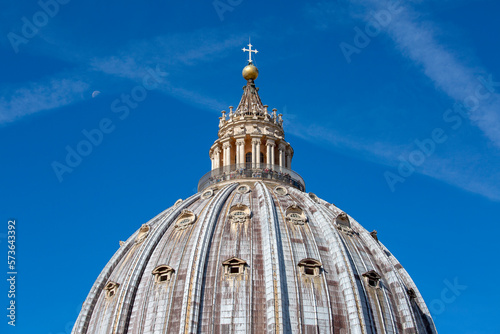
309, 192, 320, 203
135, 224, 150, 244
236, 184, 250, 194
274, 186, 288, 196
228, 203, 251, 224
175, 210, 197, 230
285, 204, 307, 225
335, 212, 351, 228
201, 189, 214, 199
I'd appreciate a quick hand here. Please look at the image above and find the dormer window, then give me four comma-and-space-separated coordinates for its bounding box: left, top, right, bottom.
228, 204, 251, 224
222, 257, 247, 276
175, 210, 197, 230
298, 259, 322, 277
104, 281, 119, 299
285, 205, 307, 225
362, 270, 381, 288
152, 265, 175, 283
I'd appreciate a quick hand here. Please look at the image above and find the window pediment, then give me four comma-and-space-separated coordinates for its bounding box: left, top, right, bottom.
222, 257, 247, 276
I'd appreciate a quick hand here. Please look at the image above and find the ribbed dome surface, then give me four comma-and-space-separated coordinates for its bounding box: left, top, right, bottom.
73, 181, 436, 334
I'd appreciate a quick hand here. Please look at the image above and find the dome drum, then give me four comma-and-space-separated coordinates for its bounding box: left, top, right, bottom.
198, 163, 305, 192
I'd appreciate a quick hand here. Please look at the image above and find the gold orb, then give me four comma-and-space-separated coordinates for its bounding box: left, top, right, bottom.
242, 64, 259, 80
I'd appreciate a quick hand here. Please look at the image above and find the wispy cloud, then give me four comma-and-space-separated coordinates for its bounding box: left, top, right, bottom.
0, 29, 246, 125
0, 78, 89, 124
351, 0, 500, 147
88, 30, 245, 112
300, 0, 500, 201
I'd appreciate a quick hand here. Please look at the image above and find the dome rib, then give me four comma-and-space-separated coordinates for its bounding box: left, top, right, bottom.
256, 181, 290, 332
288, 186, 369, 332
180, 183, 238, 333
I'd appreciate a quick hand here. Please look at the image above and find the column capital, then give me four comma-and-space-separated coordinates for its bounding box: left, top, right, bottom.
278, 142, 286, 151
251, 138, 261, 145
222, 142, 231, 149
235, 138, 246, 145
266, 139, 276, 146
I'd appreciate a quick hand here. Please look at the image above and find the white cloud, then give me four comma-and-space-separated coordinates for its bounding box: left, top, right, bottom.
352, 0, 500, 147
0, 78, 89, 124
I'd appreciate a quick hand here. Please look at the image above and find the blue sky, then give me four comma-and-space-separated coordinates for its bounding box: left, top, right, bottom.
1, 0, 499, 333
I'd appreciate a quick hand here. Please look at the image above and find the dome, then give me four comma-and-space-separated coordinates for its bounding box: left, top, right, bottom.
73, 45, 437, 334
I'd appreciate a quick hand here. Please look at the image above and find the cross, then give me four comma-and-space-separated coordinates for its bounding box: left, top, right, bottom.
242, 43, 258, 63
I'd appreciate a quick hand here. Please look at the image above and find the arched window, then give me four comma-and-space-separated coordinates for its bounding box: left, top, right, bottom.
245, 152, 252, 163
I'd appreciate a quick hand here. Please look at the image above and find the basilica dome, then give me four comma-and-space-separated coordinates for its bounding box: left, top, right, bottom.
73, 46, 437, 334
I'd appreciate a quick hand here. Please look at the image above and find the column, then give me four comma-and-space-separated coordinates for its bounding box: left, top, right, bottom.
222, 142, 231, 167
235, 138, 245, 166
271, 144, 275, 166
212, 147, 221, 170
255, 140, 261, 168
251, 139, 259, 168
278, 143, 286, 168
286, 148, 292, 169
266, 139, 275, 166
240, 140, 245, 165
